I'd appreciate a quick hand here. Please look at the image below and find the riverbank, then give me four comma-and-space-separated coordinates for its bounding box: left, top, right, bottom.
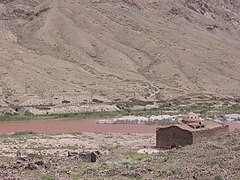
0, 105, 240, 121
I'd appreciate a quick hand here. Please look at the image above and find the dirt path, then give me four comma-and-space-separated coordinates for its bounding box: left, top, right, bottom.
0, 118, 239, 134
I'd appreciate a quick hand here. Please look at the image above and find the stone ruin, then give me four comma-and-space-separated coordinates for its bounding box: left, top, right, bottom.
156, 112, 229, 149
67, 151, 101, 163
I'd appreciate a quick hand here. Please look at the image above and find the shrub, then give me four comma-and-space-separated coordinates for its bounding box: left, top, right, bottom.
215, 175, 223, 180
171, 168, 181, 176
124, 151, 150, 161
42, 173, 52, 180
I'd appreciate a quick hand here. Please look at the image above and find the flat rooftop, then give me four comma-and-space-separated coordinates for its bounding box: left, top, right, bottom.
157, 120, 228, 132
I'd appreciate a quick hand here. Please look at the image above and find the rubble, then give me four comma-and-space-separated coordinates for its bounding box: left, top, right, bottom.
67, 151, 101, 162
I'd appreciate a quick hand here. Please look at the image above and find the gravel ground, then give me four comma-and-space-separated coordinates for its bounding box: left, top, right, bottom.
0, 130, 239, 180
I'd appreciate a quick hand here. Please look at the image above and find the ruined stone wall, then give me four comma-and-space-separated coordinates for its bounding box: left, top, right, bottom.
156, 126, 193, 148
192, 124, 229, 143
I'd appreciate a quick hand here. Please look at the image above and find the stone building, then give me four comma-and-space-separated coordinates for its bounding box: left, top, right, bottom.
156, 112, 229, 149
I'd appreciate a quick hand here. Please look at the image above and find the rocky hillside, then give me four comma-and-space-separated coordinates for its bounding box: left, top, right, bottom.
0, 0, 240, 111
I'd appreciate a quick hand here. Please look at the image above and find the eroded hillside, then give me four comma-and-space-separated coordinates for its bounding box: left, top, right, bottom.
0, 0, 240, 113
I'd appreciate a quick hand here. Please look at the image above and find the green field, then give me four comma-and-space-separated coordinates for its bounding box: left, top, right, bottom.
0, 104, 239, 121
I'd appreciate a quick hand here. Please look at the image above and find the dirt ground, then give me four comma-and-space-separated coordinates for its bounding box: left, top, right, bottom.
0, 132, 156, 158
0, 116, 239, 179
0, 129, 239, 180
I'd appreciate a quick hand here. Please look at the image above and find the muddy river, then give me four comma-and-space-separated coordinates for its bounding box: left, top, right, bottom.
0, 118, 239, 134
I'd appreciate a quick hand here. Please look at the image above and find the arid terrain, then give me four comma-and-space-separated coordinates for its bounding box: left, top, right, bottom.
1, 1, 240, 179
0, 0, 240, 114
0, 129, 239, 180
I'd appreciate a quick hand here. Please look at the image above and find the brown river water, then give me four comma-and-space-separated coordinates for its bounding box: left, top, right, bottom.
0, 118, 239, 134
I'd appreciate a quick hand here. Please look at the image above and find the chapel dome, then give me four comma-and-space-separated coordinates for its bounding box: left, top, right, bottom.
184, 112, 199, 121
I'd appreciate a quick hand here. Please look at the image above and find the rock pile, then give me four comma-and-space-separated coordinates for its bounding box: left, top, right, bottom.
67, 151, 101, 163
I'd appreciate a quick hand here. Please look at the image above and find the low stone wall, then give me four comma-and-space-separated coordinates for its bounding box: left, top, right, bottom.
193, 124, 229, 143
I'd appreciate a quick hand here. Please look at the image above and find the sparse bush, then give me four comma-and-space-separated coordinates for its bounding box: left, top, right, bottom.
215, 175, 223, 180
153, 162, 162, 171
124, 151, 150, 161
71, 172, 81, 180
23, 109, 34, 116
233, 156, 240, 165
122, 174, 142, 180
171, 168, 181, 176
42, 173, 52, 180
0, 131, 38, 138
122, 161, 130, 166
235, 176, 240, 180
92, 168, 99, 177
211, 160, 223, 167
13, 131, 37, 136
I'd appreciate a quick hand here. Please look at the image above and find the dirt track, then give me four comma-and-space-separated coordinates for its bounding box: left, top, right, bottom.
0, 118, 239, 134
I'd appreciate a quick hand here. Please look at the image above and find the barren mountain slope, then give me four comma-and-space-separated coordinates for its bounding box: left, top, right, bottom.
0, 0, 240, 110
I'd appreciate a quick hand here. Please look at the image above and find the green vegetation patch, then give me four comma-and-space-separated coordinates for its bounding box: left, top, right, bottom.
211, 160, 224, 167
215, 175, 223, 180
235, 176, 240, 180
171, 168, 181, 176
0, 104, 239, 122
124, 151, 150, 161
23, 169, 39, 176
42, 173, 53, 180
122, 174, 143, 180
0, 131, 37, 138
71, 172, 82, 180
